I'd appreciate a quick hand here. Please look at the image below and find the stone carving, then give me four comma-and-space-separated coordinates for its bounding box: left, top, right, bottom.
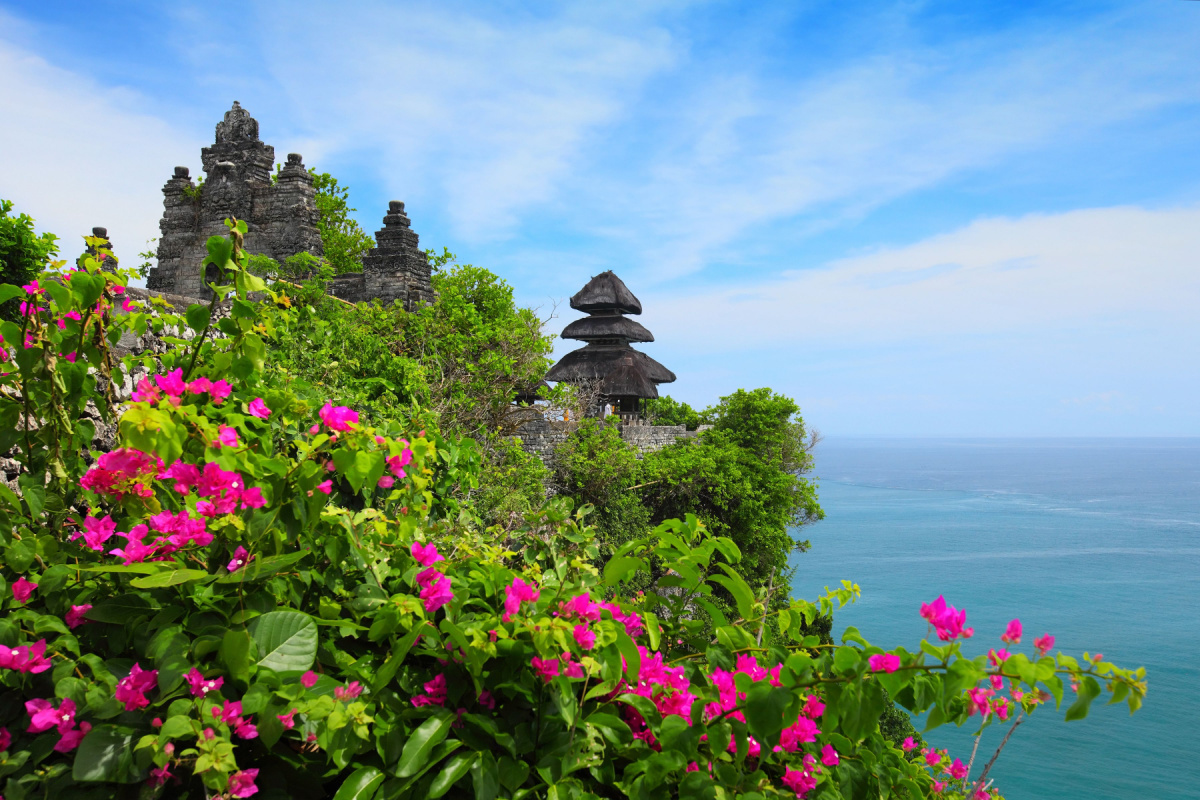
328, 201, 434, 309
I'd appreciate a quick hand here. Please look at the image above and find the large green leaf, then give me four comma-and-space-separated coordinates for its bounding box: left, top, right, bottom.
397, 712, 454, 778
130, 568, 210, 589
429, 752, 477, 798
73, 727, 146, 783
247, 610, 318, 673
332, 765, 385, 800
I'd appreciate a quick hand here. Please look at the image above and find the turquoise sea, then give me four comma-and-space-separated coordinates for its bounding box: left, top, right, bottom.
790, 438, 1200, 799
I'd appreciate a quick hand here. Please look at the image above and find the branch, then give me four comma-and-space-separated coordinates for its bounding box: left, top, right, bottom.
969, 712, 1024, 796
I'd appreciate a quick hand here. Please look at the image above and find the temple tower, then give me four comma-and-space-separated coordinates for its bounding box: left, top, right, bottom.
546, 271, 675, 419
148, 102, 322, 297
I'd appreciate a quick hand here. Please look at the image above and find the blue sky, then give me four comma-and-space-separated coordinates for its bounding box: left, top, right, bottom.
2, 1, 1198, 435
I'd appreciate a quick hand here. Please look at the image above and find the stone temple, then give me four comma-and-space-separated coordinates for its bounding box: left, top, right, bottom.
148, 102, 433, 310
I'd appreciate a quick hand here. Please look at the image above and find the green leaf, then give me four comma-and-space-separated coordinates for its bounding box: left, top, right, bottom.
710, 564, 755, 620
742, 683, 793, 743
372, 625, 425, 695
429, 752, 477, 798
130, 568, 210, 589
202, 235, 234, 272
603, 555, 645, 586
247, 610, 318, 674
397, 712, 454, 778
86, 595, 156, 623
471, 751, 500, 800
216, 550, 310, 584
332, 766, 385, 800
220, 629, 253, 685
185, 304, 211, 333
0, 284, 24, 305
73, 727, 145, 783
1065, 676, 1102, 721
644, 612, 661, 651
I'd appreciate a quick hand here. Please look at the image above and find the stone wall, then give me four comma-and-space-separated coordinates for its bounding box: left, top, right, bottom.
514, 416, 708, 475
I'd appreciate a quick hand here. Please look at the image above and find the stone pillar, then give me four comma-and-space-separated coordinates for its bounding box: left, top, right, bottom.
148, 166, 201, 294
361, 201, 434, 310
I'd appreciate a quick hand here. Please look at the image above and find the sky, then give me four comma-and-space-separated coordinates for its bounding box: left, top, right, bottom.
1, 0, 1198, 436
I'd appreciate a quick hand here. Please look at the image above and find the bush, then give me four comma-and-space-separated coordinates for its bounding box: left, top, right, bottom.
0, 224, 1147, 800
0, 199, 59, 321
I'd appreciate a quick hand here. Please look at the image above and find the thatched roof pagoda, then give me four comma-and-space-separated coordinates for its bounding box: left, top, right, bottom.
546, 271, 675, 418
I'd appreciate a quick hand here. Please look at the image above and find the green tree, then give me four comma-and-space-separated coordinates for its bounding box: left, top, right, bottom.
644, 394, 704, 429
309, 171, 374, 274
0, 199, 59, 320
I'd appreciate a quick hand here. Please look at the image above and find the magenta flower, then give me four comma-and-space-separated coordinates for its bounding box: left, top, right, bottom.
277, 708, 298, 729
803, 694, 825, 719
234, 719, 258, 739
216, 425, 240, 448
946, 758, 969, 780
412, 674, 448, 708
531, 656, 559, 683
316, 480, 332, 495
821, 743, 840, 766
148, 763, 173, 787
12, 577, 37, 604
386, 449, 413, 478
502, 577, 540, 622
301, 670, 319, 688
1000, 618, 1022, 644
565, 658, 585, 679
925, 750, 942, 768
782, 766, 817, 796
184, 668, 224, 697
65, 604, 93, 630
214, 699, 244, 725
0, 640, 51, 674
968, 687, 993, 717
411, 541, 443, 567
477, 690, 495, 710
868, 653, 901, 673
1034, 633, 1055, 656
26, 697, 76, 734
335, 681, 364, 701
227, 768, 259, 798
419, 571, 454, 613
240, 487, 266, 509
901, 736, 918, 752
919, 595, 974, 641
154, 369, 187, 397
779, 717, 820, 751
573, 624, 596, 651
377, 475, 394, 489
209, 380, 233, 404
561, 592, 603, 621
71, 514, 117, 551
226, 546, 251, 573
319, 402, 359, 432
248, 398, 271, 418
114, 663, 158, 711
54, 721, 91, 753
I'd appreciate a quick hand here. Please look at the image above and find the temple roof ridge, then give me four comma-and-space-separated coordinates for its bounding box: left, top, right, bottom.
570, 270, 642, 315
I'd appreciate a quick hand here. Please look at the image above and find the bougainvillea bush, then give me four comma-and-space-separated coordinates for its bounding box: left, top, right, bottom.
0, 223, 1146, 800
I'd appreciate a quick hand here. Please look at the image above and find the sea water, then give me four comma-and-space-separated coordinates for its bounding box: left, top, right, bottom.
789, 438, 1200, 799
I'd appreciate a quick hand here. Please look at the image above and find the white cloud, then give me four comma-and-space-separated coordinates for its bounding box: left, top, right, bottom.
643, 205, 1200, 350
0, 16, 201, 271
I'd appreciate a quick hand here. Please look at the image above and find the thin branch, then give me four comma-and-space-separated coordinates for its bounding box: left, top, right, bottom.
969, 712, 1024, 796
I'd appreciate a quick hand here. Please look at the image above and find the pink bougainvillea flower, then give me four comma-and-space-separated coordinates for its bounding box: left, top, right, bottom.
184, 668, 224, 697
868, 653, 901, 673
12, 576, 37, 604
781, 766, 817, 797
228, 768, 259, 798
235, 719, 258, 739
821, 743, 840, 766
994, 697, 1012, 721
148, 763, 173, 787
411, 541, 443, 567
573, 624, 596, 651
925, 750, 942, 768
503, 577, 540, 623
26, 697, 76, 734
208, 380, 232, 404
946, 758, 969, 780
160, 461, 201, 494
186, 376, 212, 395
386, 449, 413, 478
214, 699, 244, 725
901, 736, 918, 751
477, 690, 495, 710
277, 708, 298, 729
131, 376, 163, 403
968, 687, 993, 717
0, 640, 51, 674
601, 602, 645, 638
72, 514, 117, 551
240, 487, 266, 509
778, 717, 820, 751
226, 546, 251, 573
115, 663, 158, 711
319, 402, 359, 432
987, 648, 1009, 667
377, 475, 394, 489
154, 369, 187, 397
565, 658, 585, 679
335, 682, 364, 701
561, 592, 603, 621
419, 571, 454, 613
412, 674, 448, 708
65, 604, 92, 630
55, 721, 91, 753
216, 425, 240, 448
316, 480, 333, 495
803, 694, 825, 719
301, 671, 319, 688
1000, 619, 1022, 644
80, 448, 161, 500
0, 726, 10, 750
1034, 633, 1055, 656
531, 656, 559, 683
247, 398, 271, 418
919, 595, 974, 641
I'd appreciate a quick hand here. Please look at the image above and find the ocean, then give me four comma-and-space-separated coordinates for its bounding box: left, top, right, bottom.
790, 438, 1200, 799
